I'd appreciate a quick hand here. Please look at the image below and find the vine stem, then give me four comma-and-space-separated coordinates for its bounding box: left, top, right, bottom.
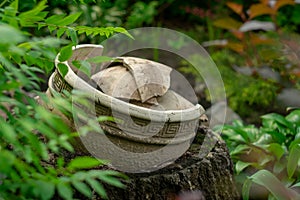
0, 0, 9, 8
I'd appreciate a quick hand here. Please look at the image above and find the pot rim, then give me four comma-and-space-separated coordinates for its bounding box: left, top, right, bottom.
54, 44, 205, 122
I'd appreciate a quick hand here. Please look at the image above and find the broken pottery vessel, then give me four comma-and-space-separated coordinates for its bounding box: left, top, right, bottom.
48, 44, 205, 173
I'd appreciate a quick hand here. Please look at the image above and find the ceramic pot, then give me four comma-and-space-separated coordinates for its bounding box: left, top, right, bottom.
48, 44, 205, 173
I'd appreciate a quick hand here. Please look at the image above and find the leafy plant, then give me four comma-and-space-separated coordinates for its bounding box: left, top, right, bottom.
0, 0, 130, 199
208, 0, 300, 88
217, 109, 300, 199
212, 0, 295, 67
179, 50, 279, 119
126, 1, 158, 28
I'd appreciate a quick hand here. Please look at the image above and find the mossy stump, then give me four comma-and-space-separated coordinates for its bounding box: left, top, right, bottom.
101, 126, 240, 200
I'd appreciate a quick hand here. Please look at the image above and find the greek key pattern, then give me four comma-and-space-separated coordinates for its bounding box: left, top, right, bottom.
52, 71, 73, 93
95, 103, 197, 139
52, 71, 198, 139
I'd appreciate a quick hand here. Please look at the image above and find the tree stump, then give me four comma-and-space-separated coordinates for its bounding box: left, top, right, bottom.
103, 126, 240, 200
39, 94, 239, 199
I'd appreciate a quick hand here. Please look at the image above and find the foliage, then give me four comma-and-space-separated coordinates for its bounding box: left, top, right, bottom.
126, 1, 158, 28
209, 0, 300, 88
217, 109, 300, 199
216, 64, 278, 117
180, 50, 279, 118
211, 0, 292, 65
0, 0, 130, 199
48, 0, 160, 41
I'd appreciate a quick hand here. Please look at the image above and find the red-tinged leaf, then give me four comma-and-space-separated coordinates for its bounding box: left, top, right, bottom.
231, 30, 244, 40
226, 42, 244, 53
294, 70, 300, 77
250, 35, 274, 45
274, 0, 295, 11
226, 2, 243, 16
260, 0, 269, 5
213, 17, 242, 30
249, 4, 275, 19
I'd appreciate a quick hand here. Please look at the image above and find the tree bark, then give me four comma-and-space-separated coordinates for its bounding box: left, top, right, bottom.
103, 126, 240, 200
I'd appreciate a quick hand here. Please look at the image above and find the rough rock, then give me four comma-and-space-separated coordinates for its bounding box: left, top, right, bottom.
232, 65, 281, 82
276, 88, 300, 109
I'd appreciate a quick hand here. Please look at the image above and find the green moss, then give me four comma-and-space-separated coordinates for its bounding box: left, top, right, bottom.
211, 50, 279, 117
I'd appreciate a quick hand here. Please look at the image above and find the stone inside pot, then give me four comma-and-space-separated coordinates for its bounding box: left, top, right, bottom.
91, 57, 195, 110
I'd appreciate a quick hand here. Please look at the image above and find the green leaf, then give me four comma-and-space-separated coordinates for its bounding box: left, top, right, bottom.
71, 180, 92, 198
273, 160, 286, 174
57, 63, 69, 78
35, 180, 55, 200
23, 146, 35, 163
57, 28, 67, 38
2, 1, 18, 27
87, 56, 114, 63
0, 120, 17, 143
254, 133, 272, 145
111, 27, 134, 39
58, 45, 73, 62
67, 28, 77, 45
292, 182, 300, 188
257, 153, 273, 167
263, 129, 286, 144
48, 25, 57, 33
287, 144, 300, 179
0, 150, 16, 173
67, 156, 104, 170
249, 170, 296, 200
235, 161, 252, 175
86, 178, 108, 199
230, 144, 250, 156
262, 113, 294, 130
57, 12, 82, 26
19, 0, 48, 26
0, 24, 25, 44
72, 172, 87, 181
72, 60, 91, 77
57, 157, 65, 169
286, 110, 300, 125
97, 116, 115, 122
231, 127, 251, 142
98, 174, 125, 188
89, 170, 127, 187
242, 178, 252, 200
45, 14, 65, 24
58, 135, 74, 152
57, 182, 73, 200
267, 143, 284, 160
74, 26, 133, 39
